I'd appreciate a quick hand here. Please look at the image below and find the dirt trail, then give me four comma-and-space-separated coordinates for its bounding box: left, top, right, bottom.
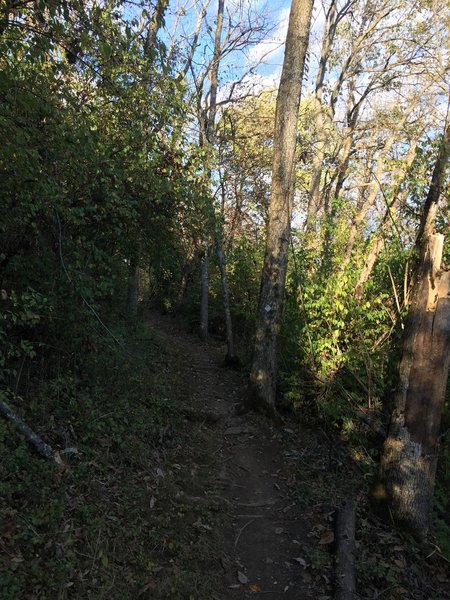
147, 311, 326, 600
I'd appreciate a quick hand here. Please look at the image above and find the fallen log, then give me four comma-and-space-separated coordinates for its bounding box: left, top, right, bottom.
0, 397, 65, 466
334, 498, 357, 600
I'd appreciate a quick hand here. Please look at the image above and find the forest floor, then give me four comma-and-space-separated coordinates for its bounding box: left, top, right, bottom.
145, 310, 335, 600
144, 310, 450, 600
1, 310, 449, 599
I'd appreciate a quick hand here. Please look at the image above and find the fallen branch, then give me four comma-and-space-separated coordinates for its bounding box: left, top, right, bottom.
234, 518, 255, 549
0, 398, 65, 467
334, 498, 357, 600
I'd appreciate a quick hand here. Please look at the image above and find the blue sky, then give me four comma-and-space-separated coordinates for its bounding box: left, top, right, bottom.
161, 0, 322, 98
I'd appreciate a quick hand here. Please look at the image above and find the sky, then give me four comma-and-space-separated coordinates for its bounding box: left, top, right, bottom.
242, 0, 326, 92
161, 0, 326, 102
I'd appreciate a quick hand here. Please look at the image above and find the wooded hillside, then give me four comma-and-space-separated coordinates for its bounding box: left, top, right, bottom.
1, 1, 449, 598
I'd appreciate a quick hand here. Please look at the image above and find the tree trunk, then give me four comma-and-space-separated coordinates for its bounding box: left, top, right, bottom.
355, 236, 385, 298
197, 0, 225, 343
340, 99, 423, 269
355, 140, 418, 297
215, 234, 236, 363
206, 0, 224, 141
199, 244, 209, 340
334, 499, 357, 600
374, 121, 450, 537
305, 0, 338, 232
374, 234, 450, 536
0, 398, 65, 467
415, 124, 450, 249
175, 258, 193, 313
247, 0, 313, 415
126, 255, 139, 317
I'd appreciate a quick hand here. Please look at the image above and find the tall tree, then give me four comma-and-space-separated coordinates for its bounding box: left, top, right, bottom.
305, 0, 352, 232
373, 123, 450, 536
247, 0, 314, 415
303, 0, 449, 234
199, 0, 225, 342
179, 0, 268, 351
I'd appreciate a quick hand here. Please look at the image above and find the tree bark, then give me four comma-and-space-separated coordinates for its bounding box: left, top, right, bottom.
197, 0, 237, 358
206, 0, 224, 142
174, 1, 210, 82
355, 140, 418, 297
374, 234, 450, 535
342, 133, 398, 264
197, 0, 225, 343
334, 499, 357, 600
247, 0, 313, 415
374, 121, 450, 536
415, 124, 450, 250
215, 234, 236, 363
305, 0, 338, 232
175, 257, 193, 313
340, 97, 423, 269
144, 0, 169, 57
355, 235, 385, 298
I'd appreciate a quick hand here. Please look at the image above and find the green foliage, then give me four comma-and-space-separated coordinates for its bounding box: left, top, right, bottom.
0, 9, 222, 593
278, 221, 406, 438
0, 323, 182, 599
0, 0, 208, 399
1, 0, 449, 588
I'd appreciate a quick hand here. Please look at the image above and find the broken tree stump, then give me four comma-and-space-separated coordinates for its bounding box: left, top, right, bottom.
375, 233, 450, 535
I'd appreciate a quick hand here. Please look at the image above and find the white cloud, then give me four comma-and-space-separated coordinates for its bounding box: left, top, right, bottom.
245, 1, 328, 93
247, 6, 290, 66
218, 1, 329, 101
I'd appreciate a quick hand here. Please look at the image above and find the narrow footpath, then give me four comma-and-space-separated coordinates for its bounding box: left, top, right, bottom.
146, 311, 334, 599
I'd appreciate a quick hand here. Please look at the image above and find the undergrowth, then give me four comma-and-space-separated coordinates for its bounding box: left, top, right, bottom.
0, 319, 223, 600
287, 424, 450, 600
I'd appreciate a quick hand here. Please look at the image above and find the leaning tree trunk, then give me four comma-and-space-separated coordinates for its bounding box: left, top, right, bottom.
305, 0, 338, 232
355, 140, 418, 297
374, 234, 450, 535
355, 235, 385, 298
247, 0, 314, 415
